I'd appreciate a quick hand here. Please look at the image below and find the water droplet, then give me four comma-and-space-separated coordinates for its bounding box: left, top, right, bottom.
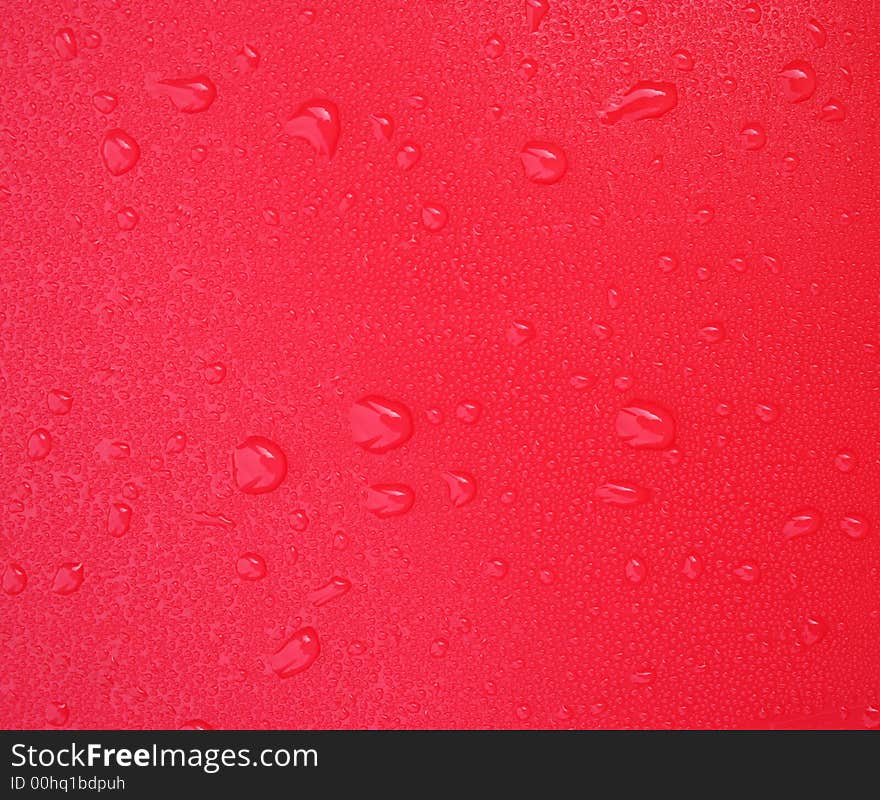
863, 706, 880, 729
2, 563, 27, 595
27, 428, 52, 460
107, 502, 132, 537
236, 553, 267, 580
117, 206, 139, 230
484, 35, 505, 59
46, 702, 70, 727
698, 323, 725, 344
840, 515, 869, 540
455, 401, 482, 424
286, 98, 340, 157
819, 99, 845, 122
232, 436, 287, 494
800, 616, 827, 647
671, 49, 694, 71
204, 362, 227, 384
155, 75, 217, 113
165, 431, 187, 453
739, 123, 767, 150
806, 18, 827, 48
54, 28, 77, 61
595, 482, 650, 506
396, 141, 421, 171
179, 719, 212, 730
779, 60, 817, 103
625, 558, 646, 584
442, 471, 477, 507
370, 113, 394, 141
681, 553, 703, 580
783, 509, 822, 540
430, 638, 449, 658
351, 395, 413, 453
526, 0, 549, 32
421, 204, 448, 231
658, 252, 677, 273
742, 3, 761, 23
47, 389, 72, 415
270, 627, 320, 678
309, 576, 351, 606
52, 562, 84, 595
755, 403, 779, 423
507, 319, 535, 345
237, 43, 260, 71
834, 451, 854, 473
92, 92, 118, 114
519, 141, 567, 184
599, 82, 678, 125
101, 129, 140, 176
484, 558, 509, 579
733, 563, 759, 583
615, 401, 676, 449
364, 484, 415, 518
291, 509, 310, 531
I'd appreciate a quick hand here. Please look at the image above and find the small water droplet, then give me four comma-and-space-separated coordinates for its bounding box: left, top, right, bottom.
800, 616, 827, 647
818, 99, 845, 122
54, 28, 77, 61
47, 389, 72, 415
396, 141, 421, 171
27, 428, 52, 460
370, 113, 394, 141
92, 92, 118, 114
840, 515, 869, 540
46, 701, 70, 727
681, 553, 703, 580
806, 18, 827, 48
625, 558, 647, 584
421, 204, 448, 231
236, 553, 267, 580
484, 35, 505, 59
2, 563, 27, 595
166, 431, 187, 453
430, 638, 449, 658
507, 319, 535, 345
455, 401, 482, 424
107, 502, 132, 537
739, 123, 767, 150
595, 482, 650, 506
733, 563, 759, 583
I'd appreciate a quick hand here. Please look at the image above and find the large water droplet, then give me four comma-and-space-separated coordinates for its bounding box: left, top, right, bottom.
526, 0, 549, 32
101, 129, 140, 176
350, 396, 413, 453
286, 99, 340, 157
232, 436, 287, 494
840, 515, 869, 540
364, 484, 415, 517
52, 562, 84, 595
779, 60, 817, 103
783, 509, 822, 540
442, 471, 477, 507
519, 141, 567, 184
270, 627, 320, 678
155, 75, 217, 113
599, 82, 678, 124
54, 28, 77, 61
614, 401, 675, 449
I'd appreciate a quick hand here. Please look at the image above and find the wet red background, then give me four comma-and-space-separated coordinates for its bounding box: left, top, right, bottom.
1, 1, 878, 730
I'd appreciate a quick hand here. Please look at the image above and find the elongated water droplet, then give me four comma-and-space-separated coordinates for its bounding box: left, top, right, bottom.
107, 502, 132, 537
595, 482, 650, 506
155, 75, 217, 113
270, 627, 320, 677
54, 28, 77, 61
27, 428, 52, 460
309, 576, 351, 606
599, 82, 678, 124
526, 0, 549, 32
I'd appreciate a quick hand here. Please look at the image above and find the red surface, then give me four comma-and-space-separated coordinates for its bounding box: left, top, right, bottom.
1, 1, 878, 730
